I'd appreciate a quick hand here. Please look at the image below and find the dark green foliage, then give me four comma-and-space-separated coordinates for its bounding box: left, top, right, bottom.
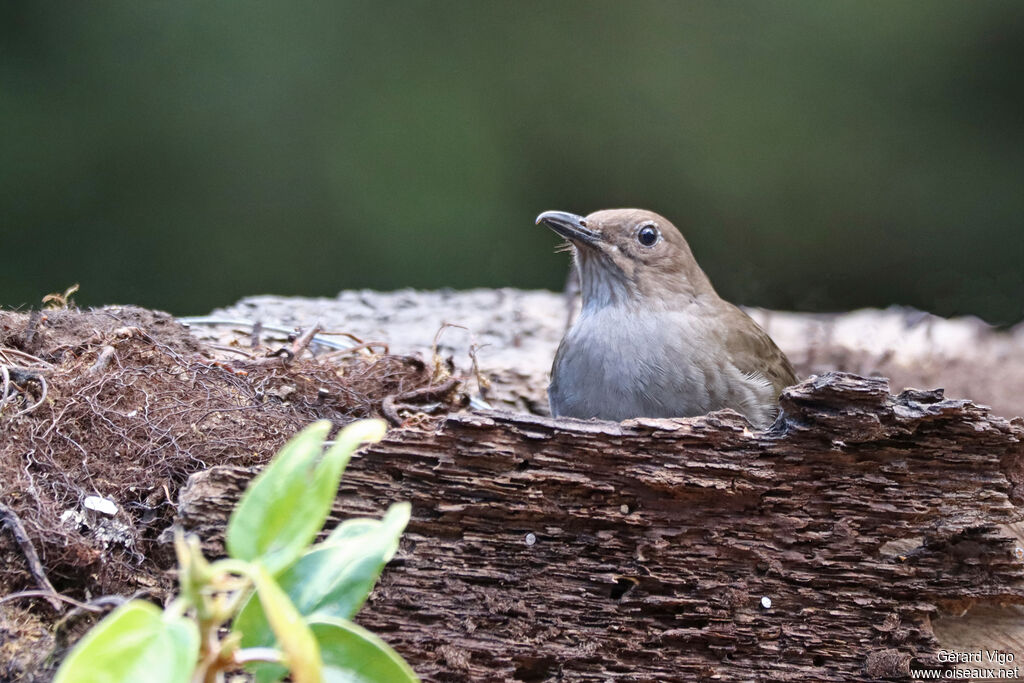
2, 2, 1022, 322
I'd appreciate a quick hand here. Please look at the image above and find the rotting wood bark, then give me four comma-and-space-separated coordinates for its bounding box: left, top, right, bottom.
176, 372, 1024, 681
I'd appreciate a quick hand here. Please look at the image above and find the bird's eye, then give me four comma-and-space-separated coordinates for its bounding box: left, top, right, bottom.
637, 225, 659, 246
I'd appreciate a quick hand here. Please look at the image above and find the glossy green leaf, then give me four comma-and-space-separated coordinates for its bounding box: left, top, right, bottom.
226, 420, 331, 572
251, 563, 321, 683
226, 419, 386, 574
54, 600, 199, 683
324, 517, 385, 543
234, 503, 410, 663
324, 419, 387, 469
311, 617, 418, 683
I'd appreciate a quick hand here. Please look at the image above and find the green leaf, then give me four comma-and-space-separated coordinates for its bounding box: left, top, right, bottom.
324, 517, 385, 543
226, 419, 386, 574
53, 600, 199, 683
311, 617, 418, 683
325, 418, 387, 466
234, 503, 410, 661
226, 420, 330, 572
251, 563, 321, 683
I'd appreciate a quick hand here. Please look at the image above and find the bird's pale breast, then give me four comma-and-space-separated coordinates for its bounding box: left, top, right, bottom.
549, 305, 779, 426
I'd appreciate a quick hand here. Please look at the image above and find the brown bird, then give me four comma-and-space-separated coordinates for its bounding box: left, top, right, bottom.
537, 208, 797, 428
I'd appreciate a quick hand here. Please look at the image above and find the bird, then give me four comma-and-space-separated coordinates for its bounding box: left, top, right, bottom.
536, 208, 797, 428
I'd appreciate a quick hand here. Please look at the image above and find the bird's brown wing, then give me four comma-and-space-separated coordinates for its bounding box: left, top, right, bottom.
716, 302, 799, 396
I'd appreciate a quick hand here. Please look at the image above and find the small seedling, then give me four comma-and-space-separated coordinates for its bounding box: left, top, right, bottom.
42, 283, 80, 310
54, 419, 417, 683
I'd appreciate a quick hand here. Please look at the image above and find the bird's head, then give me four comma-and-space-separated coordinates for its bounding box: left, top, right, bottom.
537, 208, 715, 308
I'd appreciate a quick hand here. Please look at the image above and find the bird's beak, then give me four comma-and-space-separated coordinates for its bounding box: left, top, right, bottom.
536, 211, 600, 246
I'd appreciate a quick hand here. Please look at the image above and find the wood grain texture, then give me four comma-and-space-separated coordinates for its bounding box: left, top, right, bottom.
176, 372, 1024, 681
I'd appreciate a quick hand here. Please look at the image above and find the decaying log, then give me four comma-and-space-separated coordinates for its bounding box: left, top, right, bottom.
176, 372, 1024, 681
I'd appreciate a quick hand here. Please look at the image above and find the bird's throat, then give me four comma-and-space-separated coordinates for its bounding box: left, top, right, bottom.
575, 249, 634, 311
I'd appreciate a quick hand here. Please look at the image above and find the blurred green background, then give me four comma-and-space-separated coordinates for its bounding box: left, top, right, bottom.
2, 2, 1022, 323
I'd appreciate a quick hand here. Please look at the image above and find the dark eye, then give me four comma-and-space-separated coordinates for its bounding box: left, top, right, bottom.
637, 224, 659, 246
